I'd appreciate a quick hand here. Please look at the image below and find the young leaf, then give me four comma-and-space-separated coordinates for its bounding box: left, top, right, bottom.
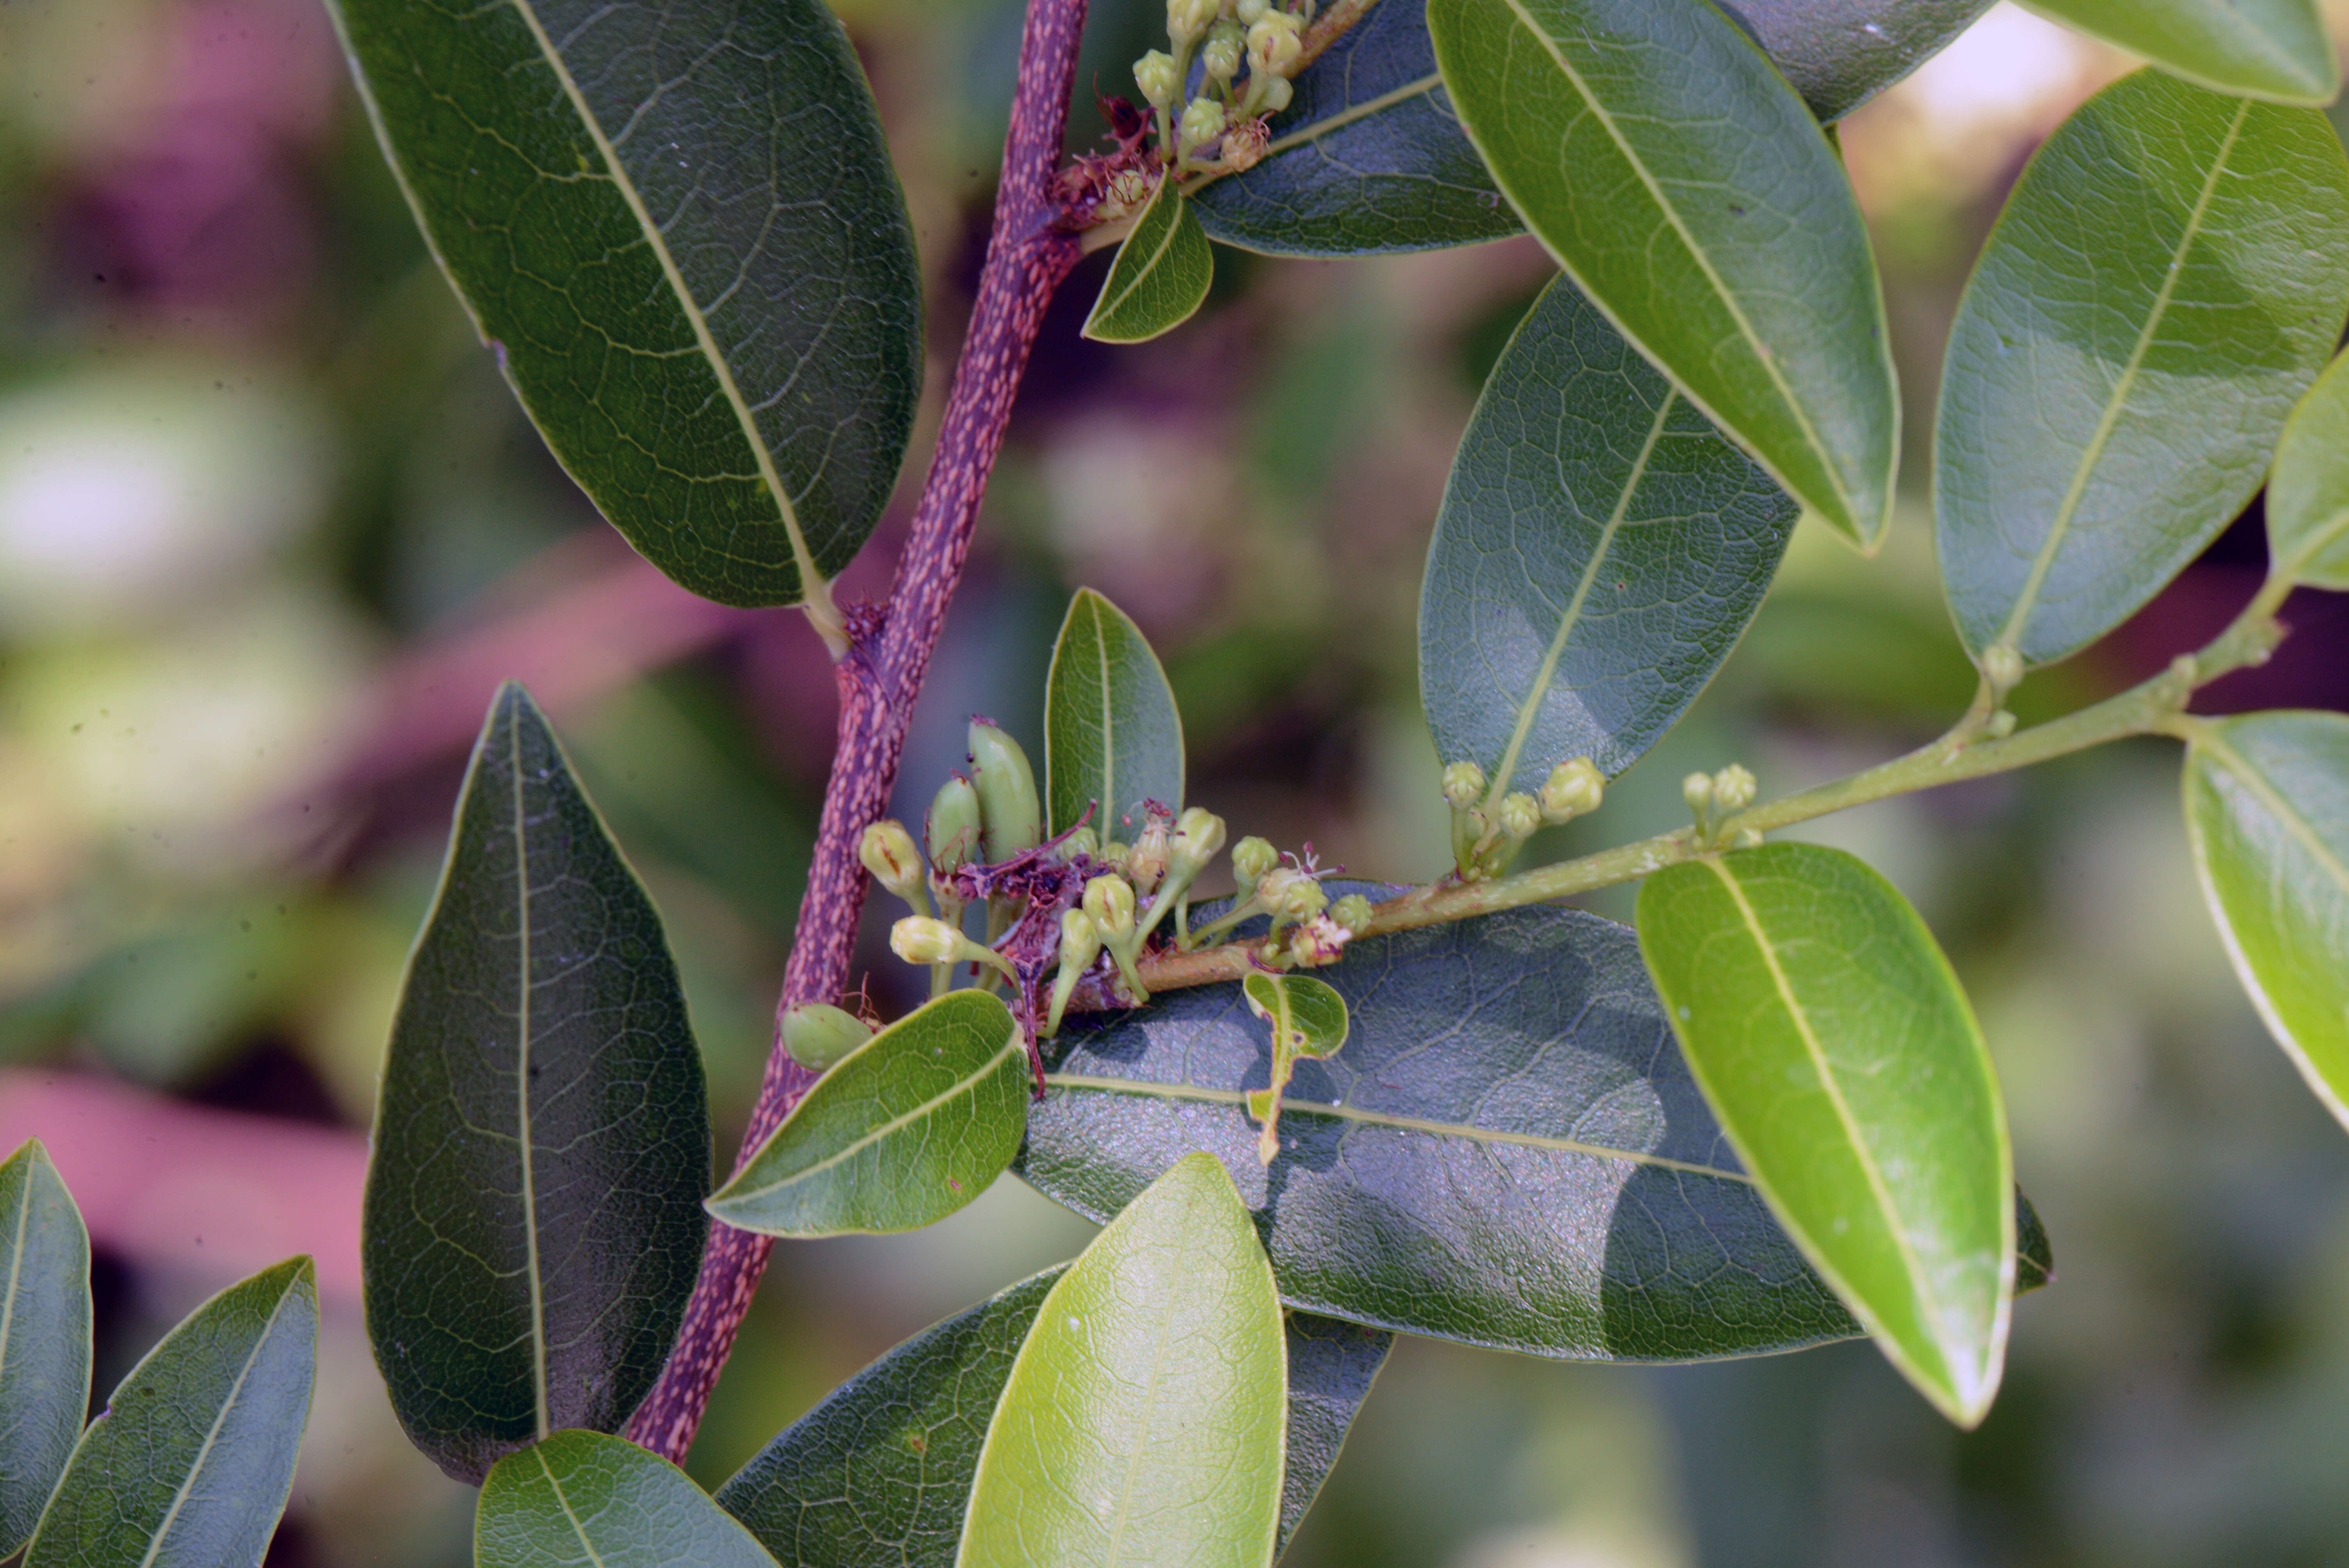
1723, 0, 1995, 120
1936, 70, 2349, 670
707, 991, 1029, 1237
1636, 846, 2013, 1427
478, 1431, 776, 1568
1428, 0, 1899, 547
1243, 973, 1349, 1165
364, 682, 711, 1483
325, 0, 922, 609
1083, 178, 1214, 344
1419, 276, 1797, 789
2265, 349, 2349, 590
957, 1154, 1285, 1568
1044, 588, 1185, 839
0, 1140, 90, 1559
2183, 711, 2349, 1130
2016, 0, 2338, 105
24, 1258, 317, 1568
718, 1270, 1388, 1565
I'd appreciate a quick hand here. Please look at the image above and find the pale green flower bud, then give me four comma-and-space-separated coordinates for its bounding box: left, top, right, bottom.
1246, 13, 1301, 74
1178, 97, 1227, 150
1982, 643, 2025, 693
927, 774, 983, 877
782, 1003, 873, 1071
1059, 907, 1103, 971
1057, 824, 1101, 863
1236, 0, 1269, 21
1169, 807, 1227, 880
1987, 709, 2018, 740
1331, 893, 1374, 934
859, 819, 926, 904
968, 719, 1041, 864
1100, 839, 1131, 869
1258, 75, 1293, 114
1127, 820, 1171, 895
1084, 874, 1137, 938
1202, 29, 1242, 80
1231, 835, 1278, 892
1220, 117, 1268, 172
1682, 772, 1714, 813
1712, 764, 1757, 813
1441, 760, 1486, 809
1497, 792, 1540, 840
1134, 48, 1180, 108
1538, 757, 1604, 823
891, 916, 966, 966
1259, 867, 1327, 925
1167, 0, 1215, 43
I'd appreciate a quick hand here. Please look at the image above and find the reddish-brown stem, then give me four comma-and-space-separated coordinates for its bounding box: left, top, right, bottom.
624, 0, 1090, 1463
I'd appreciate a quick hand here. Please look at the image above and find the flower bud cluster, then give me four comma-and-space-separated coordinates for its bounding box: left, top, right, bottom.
1684, 762, 1761, 848
1132, 0, 1318, 176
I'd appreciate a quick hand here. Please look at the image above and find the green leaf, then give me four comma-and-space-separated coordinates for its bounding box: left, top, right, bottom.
1242, 973, 1349, 1165
1936, 69, 2349, 669
0, 1140, 90, 1559
707, 991, 1029, 1237
478, 1431, 776, 1568
2018, 0, 2338, 105
325, 0, 921, 608
2265, 348, 2349, 590
24, 1258, 317, 1568
1428, 0, 1898, 546
958, 1154, 1285, 1568
1084, 178, 1214, 344
364, 682, 711, 1483
1720, 0, 1996, 120
1044, 589, 1186, 839
1636, 845, 2013, 1426
717, 1270, 1388, 1564
1419, 275, 1797, 790
2183, 711, 2349, 1130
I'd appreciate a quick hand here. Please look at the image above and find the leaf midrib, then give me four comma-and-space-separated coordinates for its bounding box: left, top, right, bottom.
1093, 603, 1118, 828
1989, 98, 2251, 656
1188, 71, 1449, 201
2196, 728, 2349, 894
503, 0, 823, 595
1095, 182, 1192, 328
533, 1447, 612, 1568
509, 717, 552, 1442
132, 1276, 301, 1568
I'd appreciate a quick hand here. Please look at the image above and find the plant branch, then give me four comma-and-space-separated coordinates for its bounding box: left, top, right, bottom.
625, 0, 1091, 1463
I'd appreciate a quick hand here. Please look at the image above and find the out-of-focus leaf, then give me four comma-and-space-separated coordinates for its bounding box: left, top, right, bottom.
2183, 711, 2349, 1130
2018, 0, 2337, 105
1720, 0, 1996, 120
959, 1154, 1285, 1568
707, 991, 1028, 1237
364, 682, 710, 1483
326, 0, 922, 607
1428, 0, 1898, 546
1936, 70, 2349, 668
1636, 846, 2012, 1426
0, 1140, 89, 1558
1242, 973, 1349, 1166
1190, 0, 1520, 256
2265, 349, 2349, 590
24, 1258, 317, 1568
1419, 276, 1797, 788
477, 1431, 775, 1568
1084, 179, 1214, 343
718, 1270, 1389, 1564
1045, 589, 1185, 839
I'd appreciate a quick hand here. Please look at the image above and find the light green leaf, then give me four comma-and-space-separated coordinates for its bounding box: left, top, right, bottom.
25, 1258, 317, 1568
364, 682, 711, 1483
1242, 973, 1349, 1165
325, 0, 922, 608
1084, 178, 1214, 344
478, 1431, 776, 1568
1045, 589, 1185, 839
1419, 275, 1797, 790
1936, 69, 2349, 668
2183, 711, 2349, 1130
2018, 0, 2338, 105
2265, 348, 2349, 590
0, 1140, 90, 1558
708, 991, 1029, 1237
1636, 845, 2013, 1426
718, 1270, 1387, 1565
1427, 0, 1898, 546
959, 1154, 1285, 1568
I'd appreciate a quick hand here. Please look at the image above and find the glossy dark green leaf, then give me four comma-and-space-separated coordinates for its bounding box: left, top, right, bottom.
0, 1140, 90, 1559
1636, 846, 2012, 1425
1242, 973, 1349, 1166
24, 1258, 316, 1568
718, 1269, 1388, 1564
960, 1154, 1285, 1568
1084, 179, 1214, 344
1936, 69, 2349, 668
2018, 0, 2338, 105
1419, 276, 1797, 791
707, 991, 1028, 1237
478, 1431, 775, 1568
1719, 0, 1996, 120
1189, 0, 1522, 256
364, 682, 710, 1483
1429, 0, 1898, 546
1044, 588, 1185, 839
326, 0, 921, 608
2265, 348, 2349, 590
2183, 711, 2349, 1130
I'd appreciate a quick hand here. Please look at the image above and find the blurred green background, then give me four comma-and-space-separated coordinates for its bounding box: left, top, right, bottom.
4, 1, 2349, 1562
